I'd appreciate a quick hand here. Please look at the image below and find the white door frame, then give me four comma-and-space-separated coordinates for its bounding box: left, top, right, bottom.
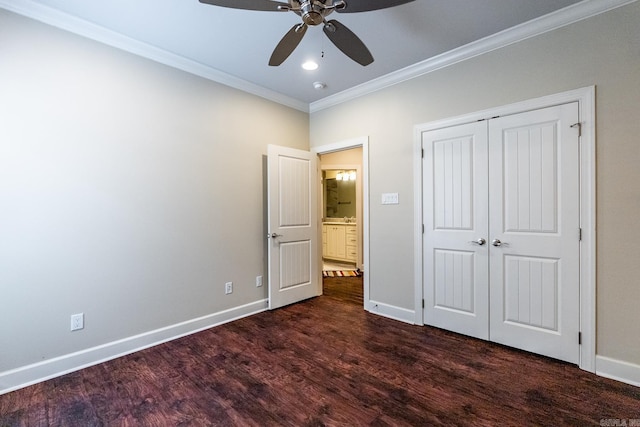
313, 137, 370, 310
413, 86, 596, 372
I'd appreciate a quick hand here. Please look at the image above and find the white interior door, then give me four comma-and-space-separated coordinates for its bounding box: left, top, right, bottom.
422, 121, 489, 340
267, 144, 320, 310
488, 103, 580, 363
421, 102, 580, 364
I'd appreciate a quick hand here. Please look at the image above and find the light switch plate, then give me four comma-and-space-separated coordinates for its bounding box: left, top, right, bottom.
381, 193, 399, 205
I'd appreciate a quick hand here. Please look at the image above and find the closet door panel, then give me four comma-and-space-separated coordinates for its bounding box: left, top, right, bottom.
488, 102, 580, 364
422, 121, 489, 340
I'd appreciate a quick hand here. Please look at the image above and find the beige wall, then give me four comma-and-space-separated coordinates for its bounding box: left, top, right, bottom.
0, 10, 308, 373
310, 2, 640, 365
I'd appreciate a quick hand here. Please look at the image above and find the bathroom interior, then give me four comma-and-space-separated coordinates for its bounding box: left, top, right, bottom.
319, 148, 362, 272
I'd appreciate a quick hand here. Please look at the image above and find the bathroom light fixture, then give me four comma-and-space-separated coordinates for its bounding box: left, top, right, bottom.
336, 170, 356, 181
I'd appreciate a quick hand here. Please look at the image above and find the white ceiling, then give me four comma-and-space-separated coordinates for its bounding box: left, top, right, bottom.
2, 0, 611, 110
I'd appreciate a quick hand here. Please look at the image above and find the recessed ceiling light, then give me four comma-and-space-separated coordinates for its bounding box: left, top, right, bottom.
302, 60, 318, 71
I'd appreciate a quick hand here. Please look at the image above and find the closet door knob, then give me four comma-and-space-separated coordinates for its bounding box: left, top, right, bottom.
469, 238, 486, 246
491, 239, 502, 247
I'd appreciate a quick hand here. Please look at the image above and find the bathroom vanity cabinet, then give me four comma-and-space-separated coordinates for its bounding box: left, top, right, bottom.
322, 223, 357, 263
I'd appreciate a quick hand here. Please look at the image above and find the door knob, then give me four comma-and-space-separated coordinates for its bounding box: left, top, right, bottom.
469, 238, 486, 246
267, 232, 283, 239
491, 239, 502, 247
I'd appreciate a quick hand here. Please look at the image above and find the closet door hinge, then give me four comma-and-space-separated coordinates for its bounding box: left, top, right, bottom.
579, 228, 582, 241
422, 299, 425, 308
422, 224, 425, 234
579, 332, 582, 345
421, 148, 424, 158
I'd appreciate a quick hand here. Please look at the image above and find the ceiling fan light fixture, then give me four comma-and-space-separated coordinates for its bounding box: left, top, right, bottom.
302, 60, 319, 70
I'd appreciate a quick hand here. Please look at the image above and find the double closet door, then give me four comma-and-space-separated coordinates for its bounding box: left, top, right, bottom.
422, 103, 580, 364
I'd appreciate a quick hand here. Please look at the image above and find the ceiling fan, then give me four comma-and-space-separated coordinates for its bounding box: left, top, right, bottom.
198, 0, 415, 66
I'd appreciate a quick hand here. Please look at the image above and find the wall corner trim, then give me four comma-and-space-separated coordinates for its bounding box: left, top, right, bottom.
0, 299, 269, 396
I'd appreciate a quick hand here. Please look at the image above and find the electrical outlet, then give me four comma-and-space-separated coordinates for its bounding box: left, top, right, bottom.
225, 282, 233, 295
70, 313, 84, 331
256, 275, 263, 287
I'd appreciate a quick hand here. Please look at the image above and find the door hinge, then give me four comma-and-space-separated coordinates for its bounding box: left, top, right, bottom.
422, 299, 425, 308
578, 332, 582, 345
579, 228, 582, 241
421, 148, 424, 158
422, 224, 425, 234
570, 122, 582, 137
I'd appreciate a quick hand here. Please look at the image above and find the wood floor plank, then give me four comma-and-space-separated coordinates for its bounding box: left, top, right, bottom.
1, 276, 639, 426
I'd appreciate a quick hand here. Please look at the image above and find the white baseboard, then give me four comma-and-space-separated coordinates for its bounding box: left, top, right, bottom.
0, 299, 269, 395
595, 355, 640, 388
7, 300, 637, 396
368, 300, 415, 325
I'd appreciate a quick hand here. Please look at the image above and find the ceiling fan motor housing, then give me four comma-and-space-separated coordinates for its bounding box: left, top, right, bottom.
294, 0, 334, 26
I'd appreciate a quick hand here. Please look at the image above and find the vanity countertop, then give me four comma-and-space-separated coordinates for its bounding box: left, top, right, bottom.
323, 222, 357, 225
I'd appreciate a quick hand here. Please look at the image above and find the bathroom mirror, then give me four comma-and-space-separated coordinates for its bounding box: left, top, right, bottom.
323, 170, 356, 220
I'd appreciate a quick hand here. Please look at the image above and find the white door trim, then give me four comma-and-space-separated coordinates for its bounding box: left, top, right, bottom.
413, 86, 596, 372
313, 137, 370, 310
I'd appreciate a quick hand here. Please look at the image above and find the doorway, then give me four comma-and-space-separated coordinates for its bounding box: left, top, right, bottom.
314, 137, 370, 310
422, 103, 580, 363
320, 157, 362, 272
413, 87, 596, 372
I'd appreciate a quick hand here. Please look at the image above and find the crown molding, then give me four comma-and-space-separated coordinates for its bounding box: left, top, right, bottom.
309, 0, 638, 113
2, 0, 636, 115
0, 0, 309, 113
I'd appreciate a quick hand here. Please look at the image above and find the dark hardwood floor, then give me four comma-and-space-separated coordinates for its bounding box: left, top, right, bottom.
2, 276, 639, 426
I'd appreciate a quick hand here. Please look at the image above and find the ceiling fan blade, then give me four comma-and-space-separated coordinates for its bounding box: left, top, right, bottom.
336, 0, 414, 13
198, 0, 288, 12
323, 20, 373, 66
269, 24, 308, 66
